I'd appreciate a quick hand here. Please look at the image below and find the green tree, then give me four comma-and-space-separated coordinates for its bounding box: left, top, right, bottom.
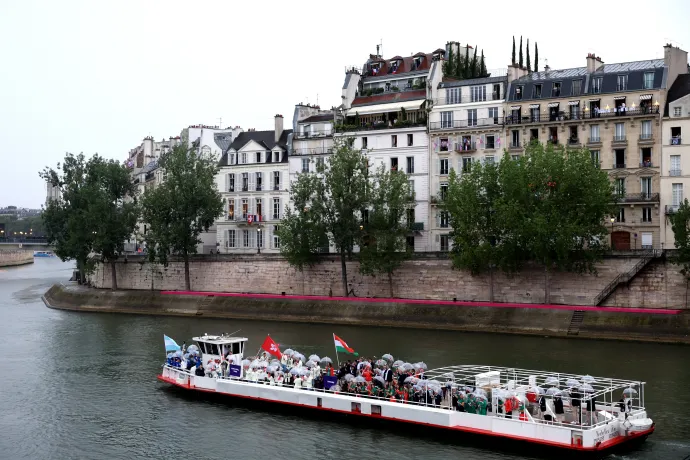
141, 144, 223, 291
534, 42, 539, 72
470, 46, 478, 78
443, 46, 454, 77
40, 153, 95, 283
512, 36, 516, 65
519, 36, 524, 68
479, 51, 487, 78
358, 165, 414, 297
463, 45, 470, 79
526, 38, 531, 72
87, 157, 139, 289
669, 199, 690, 307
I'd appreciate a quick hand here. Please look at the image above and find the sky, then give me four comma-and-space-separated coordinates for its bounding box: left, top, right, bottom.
1, 0, 689, 208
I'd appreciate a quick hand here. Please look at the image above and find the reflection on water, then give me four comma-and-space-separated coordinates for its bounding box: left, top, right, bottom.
0, 258, 688, 460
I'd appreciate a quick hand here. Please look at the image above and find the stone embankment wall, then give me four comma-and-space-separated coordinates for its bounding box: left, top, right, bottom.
0, 250, 33, 267
89, 253, 674, 307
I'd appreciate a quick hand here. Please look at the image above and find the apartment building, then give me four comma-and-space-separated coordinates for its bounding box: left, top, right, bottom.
505, 45, 688, 250
428, 74, 508, 251
289, 103, 337, 183
661, 74, 690, 248
337, 49, 445, 251
216, 115, 292, 253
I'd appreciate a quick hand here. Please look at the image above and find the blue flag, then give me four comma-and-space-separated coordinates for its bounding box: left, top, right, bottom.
164, 334, 181, 352
323, 376, 338, 390
229, 364, 241, 378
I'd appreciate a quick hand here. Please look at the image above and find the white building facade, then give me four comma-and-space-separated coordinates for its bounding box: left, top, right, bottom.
289, 103, 337, 183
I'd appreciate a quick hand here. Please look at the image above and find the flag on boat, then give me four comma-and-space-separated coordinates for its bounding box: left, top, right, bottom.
333, 334, 358, 356
164, 335, 181, 352
261, 335, 282, 358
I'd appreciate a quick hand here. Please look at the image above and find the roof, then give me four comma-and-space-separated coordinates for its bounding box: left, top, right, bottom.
300, 113, 334, 123
213, 133, 233, 152
346, 100, 424, 116
362, 51, 435, 78
142, 160, 158, 173
665, 74, 690, 116
351, 89, 426, 108
218, 129, 292, 166
439, 75, 507, 89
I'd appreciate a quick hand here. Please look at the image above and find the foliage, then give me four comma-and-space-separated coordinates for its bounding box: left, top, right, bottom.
0, 214, 45, 237
669, 199, 690, 278
526, 38, 531, 72
141, 144, 223, 290
512, 36, 516, 65
358, 166, 415, 297
534, 42, 539, 72
479, 51, 487, 78
443, 42, 490, 80
470, 46, 478, 78
519, 36, 524, 68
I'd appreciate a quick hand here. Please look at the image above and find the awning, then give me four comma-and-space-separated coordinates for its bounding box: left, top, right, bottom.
639, 94, 653, 101
589, 98, 600, 102
568, 100, 580, 106
547, 102, 560, 108
346, 100, 423, 116
510, 105, 521, 110
613, 96, 626, 101
528, 104, 540, 109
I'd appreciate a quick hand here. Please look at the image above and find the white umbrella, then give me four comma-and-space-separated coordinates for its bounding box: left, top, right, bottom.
305, 360, 317, 368
623, 387, 638, 396
580, 383, 594, 393
320, 357, 333, 364
283, 349, 295, 356
546, 387, 562, 396
544, 376, 559, 386
381, 353, 394, 362
343, 374, 355, 382
289, 368, 301, 375
293, 352, 306, 362
566, 378, 580, 387
354, 376, 366, 383
581, 375, 595, 384
308, 354, 320, 363
392, 360, 404, 368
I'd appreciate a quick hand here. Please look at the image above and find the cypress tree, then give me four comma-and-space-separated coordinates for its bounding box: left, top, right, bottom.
526, 39, 531, 72
471, 46, 478, 78
534, 42, 539, 73
444, 46, 454, 76
519, 36, 524, 68
480, 51, 487, 77
456, 44, 463, 78
512, 36, 516, 65
463, 45, 470, 79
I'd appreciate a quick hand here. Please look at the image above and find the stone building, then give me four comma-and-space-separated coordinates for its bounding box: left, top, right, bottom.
289, 103, 337, 185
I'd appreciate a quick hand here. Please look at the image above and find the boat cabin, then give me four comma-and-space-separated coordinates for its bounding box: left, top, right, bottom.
193, 333, 248, 367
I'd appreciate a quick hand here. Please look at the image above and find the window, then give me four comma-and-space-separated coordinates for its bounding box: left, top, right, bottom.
273, 151, 279, 162
228, 173, 235, 192
530, 105, 540, 122
673, 183, 683, 206
615, 178, 626, 197
256, 152, 262, 163
407, 180, 415, 199
485, 135, 495, 149
592, 77, 602, 94
484, 155, 495, 164
440, 137, 449, 152
471, 85, 486, 102
641, 232, 653, 249
273, 225, 280, 249
272, 198, 281, 219
241, 152, 247, 164
391, 135, 397, 148
406, 156, 414, 174
406, 208, 415, 227
241, 172, 249, 191
255, 172, 262, 191
614, 123, 626, 141
257, 228, 263, 248
671, 155, 681, 175
643, 72, 654, 89
590, 125, 600, 142
273, 171, 281, 190
530, 128, 539, 141
614, 149, 626, 168
569, 103, 580, 120
591, 150, 600, 166
640, 177, 652, 198
640, 207, 653, 223
362, 136, 368, 149
671, 126, 682, 144
227, 229, 236, 248
552, 82, 561, 97
439, 182, 449, 201
301, 158, 309, 173
241, 198, 248, 218
515, 86, 523, 100
616, 75, 628, 91
391, 157, 398, 171
441, 111, 453, 128
439, 211, 449, 228
511, 130, 520, 147
488, 107, 499, 123
532, 84, 542, 98
572, 80, 582, 96
447, 87, 461, 104
229, 153, 236, 165
407, 134, 413, 146
616, 207, 625, 223
511, 154, 520, 161
228, 200, 235, 220
316, 157, 324, 169
674, 107, 682, 117
255, 198, 262, 218
242, 229, 250, 247
492, 83, 501, 100
406, 236, 415, 251
440, 158, 449, 175
641, 120, 652, 139
468, 109, 477, 126
440, 234, 450, 252
462, 157, 472, 173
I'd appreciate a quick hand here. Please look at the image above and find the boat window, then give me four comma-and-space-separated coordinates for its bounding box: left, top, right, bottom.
209, 343, 219, 355
196, 342, 207, 354
232, 343, 241, 354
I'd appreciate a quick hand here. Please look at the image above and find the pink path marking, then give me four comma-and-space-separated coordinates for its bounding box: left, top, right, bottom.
160, 290, 682, 315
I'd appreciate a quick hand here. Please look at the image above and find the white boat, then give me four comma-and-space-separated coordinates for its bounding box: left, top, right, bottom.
33, 251, 54, 258
158, 333, 654, 456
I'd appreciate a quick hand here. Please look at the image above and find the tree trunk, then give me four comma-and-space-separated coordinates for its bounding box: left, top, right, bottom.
489, 266, 495, 302
544, 265, 550, 304
77, 258, 84, 285
184, 252, 191, 291
388, 271, 394, 298
340, 250, 348, 297
110, 259, 117, 290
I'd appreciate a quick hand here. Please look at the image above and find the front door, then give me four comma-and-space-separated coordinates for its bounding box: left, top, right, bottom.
611, 231, 630, 250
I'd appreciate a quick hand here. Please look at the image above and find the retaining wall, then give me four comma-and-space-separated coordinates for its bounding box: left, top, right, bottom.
0, 250, 33, 267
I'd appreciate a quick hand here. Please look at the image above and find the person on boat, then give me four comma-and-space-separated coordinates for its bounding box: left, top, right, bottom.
194, 365, 205, 377
465, 394, 477, 414
554, 394, 565, 422
220, 359, 228, 377
477, 397, 488, 415
362, 367, 372, 383
570, 388, 582, 424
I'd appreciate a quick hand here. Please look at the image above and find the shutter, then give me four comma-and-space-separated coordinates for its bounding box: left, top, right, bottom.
223, 198, 228, 220
481, 134, 485, 149
249, 230, 256, 248
234, 199, 239, 220
249, 173, 255, 191
279, 198, 283, 219
259, 172, 263, 190
641, 233, 652, 247
436, 212, 441, 226
224, 229, 228, 248
457, 158, 463, 173
267, 225, 273, 249
435, 234, 440, 242
225, 174, 229, 192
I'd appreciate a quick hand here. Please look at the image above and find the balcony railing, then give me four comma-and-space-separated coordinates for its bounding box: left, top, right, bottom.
568, 138, 580, 145
620, 193, 659, 203
639, 133, 653, 141
504, 106, 660, 125
588, 137, 601, 144
612, 163, 626, 169
509, 141, 523, 149
293, 131, 332, 139
430, 117, 503, 131
227, 187, 235, 192
671, 137, 682, 145
455, 142, 477, 153
273, 184, 281, 191
291, 147, 333, 156
612, 135, 627, 143
434, 93, 502, 105
639, 160, 653, 168
241, 185, 249, 192
335, 120, 426, 133
235, 215, 267, 223
670, 169, 682, 176
255, 185, 262, 191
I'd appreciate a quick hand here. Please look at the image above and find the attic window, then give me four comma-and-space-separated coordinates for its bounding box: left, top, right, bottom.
273, 151, 279, 162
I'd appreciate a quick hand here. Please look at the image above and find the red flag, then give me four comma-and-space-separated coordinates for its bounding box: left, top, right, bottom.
261, 335, 282, 358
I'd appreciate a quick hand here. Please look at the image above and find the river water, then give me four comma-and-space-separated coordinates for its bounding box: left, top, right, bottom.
1, 258, 689, 460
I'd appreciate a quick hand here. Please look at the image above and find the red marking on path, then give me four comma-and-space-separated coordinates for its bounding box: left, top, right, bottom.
160, 290, 682, 315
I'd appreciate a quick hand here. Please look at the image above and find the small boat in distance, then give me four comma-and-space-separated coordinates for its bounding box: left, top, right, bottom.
33, 251, 54, 258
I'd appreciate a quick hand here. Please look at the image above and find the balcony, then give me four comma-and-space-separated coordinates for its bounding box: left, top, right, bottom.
670, 169, 682, 177
429, 117, 503, 131
639, 160, 653, 168
409, 222, 424, 232
227, 187, 235, 193
241, 185, 249, 192
671, 137, 682, 145
568, 138, 580, 146
620, 193, 659, 203
639, 133, 653, 144
335, 120, 426, 133
455, 141, 477, 153
291, 147, 333, 156
588, 137, 602, 145
612, 163, 627, 169
273, 184, 281, 191
666, 205, 680, 214
235, 215, 267, 224
255, 185, 262, 191
293, 130, 332, 139
509, 141, 523, 150
504, 106, 660, 125
612, 136, 627, 146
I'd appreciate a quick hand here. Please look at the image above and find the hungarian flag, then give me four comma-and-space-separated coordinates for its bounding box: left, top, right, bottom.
261, 335, 282, 358
333, 333, 358, 356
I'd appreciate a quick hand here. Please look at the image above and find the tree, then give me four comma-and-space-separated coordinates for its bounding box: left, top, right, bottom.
463, 45, 470, 79
470, 46, 478, 78
40, 153, 95, 283
512, 36, 516, 65
479, 51, 487, 78
443, 46, 454, 77
358, 165, 414, 297
87, 157, 139, 290
519, 36, 524, 68
669, 199, 690, 307
534, 42, 539, 73
526, 39, 531, 72
141, 144, 223, 291
278, 139, 368, 296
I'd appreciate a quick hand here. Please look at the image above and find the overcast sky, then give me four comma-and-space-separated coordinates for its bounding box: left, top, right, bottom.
2, 0, 689, 208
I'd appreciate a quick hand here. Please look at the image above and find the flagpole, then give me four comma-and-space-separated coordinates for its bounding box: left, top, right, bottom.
333, 333, 340, 368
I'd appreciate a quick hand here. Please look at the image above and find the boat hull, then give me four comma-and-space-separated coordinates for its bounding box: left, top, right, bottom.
158, 372, 653, 458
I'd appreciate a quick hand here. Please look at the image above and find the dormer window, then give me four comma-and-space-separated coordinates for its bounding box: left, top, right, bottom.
413, 57, 422, 69
371, 63, 380, 75
515, 86, 523, 100
616, 75, 628, 91
533, 84, 542, 98
273, 151, 279, 162
552, 82, 561, 97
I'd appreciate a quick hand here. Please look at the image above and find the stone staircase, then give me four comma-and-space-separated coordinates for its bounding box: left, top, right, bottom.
566, 310, 585, 335
196, 295, 214, 315
592, 250, 661, 306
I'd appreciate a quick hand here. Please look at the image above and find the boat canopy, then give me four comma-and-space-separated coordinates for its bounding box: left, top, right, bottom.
193, 333, 248, 357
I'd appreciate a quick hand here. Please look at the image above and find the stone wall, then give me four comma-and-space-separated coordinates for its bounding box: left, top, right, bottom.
603, 259, 690, 309
91, 254, 647, 306
0, 250, 33, 267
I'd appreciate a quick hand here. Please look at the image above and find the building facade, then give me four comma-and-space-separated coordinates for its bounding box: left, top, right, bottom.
216, 115, 292, 253
504, 45, 688, 250
428, 73, 508, 251
289, 103, 337, 184
661, 74, 690, 248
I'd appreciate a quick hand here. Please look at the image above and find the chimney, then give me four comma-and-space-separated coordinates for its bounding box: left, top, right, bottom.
665, 44, 689, 90
586, 53, 604, 73
274, 114, 284, 142
507, 63, 529, 83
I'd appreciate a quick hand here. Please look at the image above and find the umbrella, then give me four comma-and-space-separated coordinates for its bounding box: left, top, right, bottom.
581, 375, 595, 384
402, 363, 414, 371
580, 383, 594, 393
623, 387, 638, 396
293, 352, 306, 362
361, 362, 372, 368
382, 353, 394, 362
473, 392, 488, 400
566, 378, 580, 387
183, 353, 191, 360
546, 387, 563, 396
392, 360, 404, 368
173, 351, 183, 358
187, 345, 199, 354
289, 368, 301, 375
532, 386, 545, 395
299, 368, 310, 376
354, 376, 367, 383
305, 360, 317, 368
404, 376, 418, 384
373, 376, 385, 384
308, 354, 320, 363
283, 349, 295, 356
166, 352, 173, 359
427, 380, 442, 387
544, 376, 559, 386
267, 364, 280, 372
473, 388, 488, 398
343, 374, 355, 382
241, 359, 251, 367
415, 362, 428, 370
320, 357, 333, 364
375, 359, 387, 368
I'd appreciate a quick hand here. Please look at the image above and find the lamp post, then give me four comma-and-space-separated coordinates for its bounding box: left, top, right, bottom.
257, 227, 262, 254
610, 217, 615, 249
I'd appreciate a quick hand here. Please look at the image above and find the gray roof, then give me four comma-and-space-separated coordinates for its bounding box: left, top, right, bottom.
213, 133, 233, 152
665, 74, 690, 116
300, 113, 334, 123
219, 129, 293, 166
439, 75, 507, 89
142, 160, 158, 173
